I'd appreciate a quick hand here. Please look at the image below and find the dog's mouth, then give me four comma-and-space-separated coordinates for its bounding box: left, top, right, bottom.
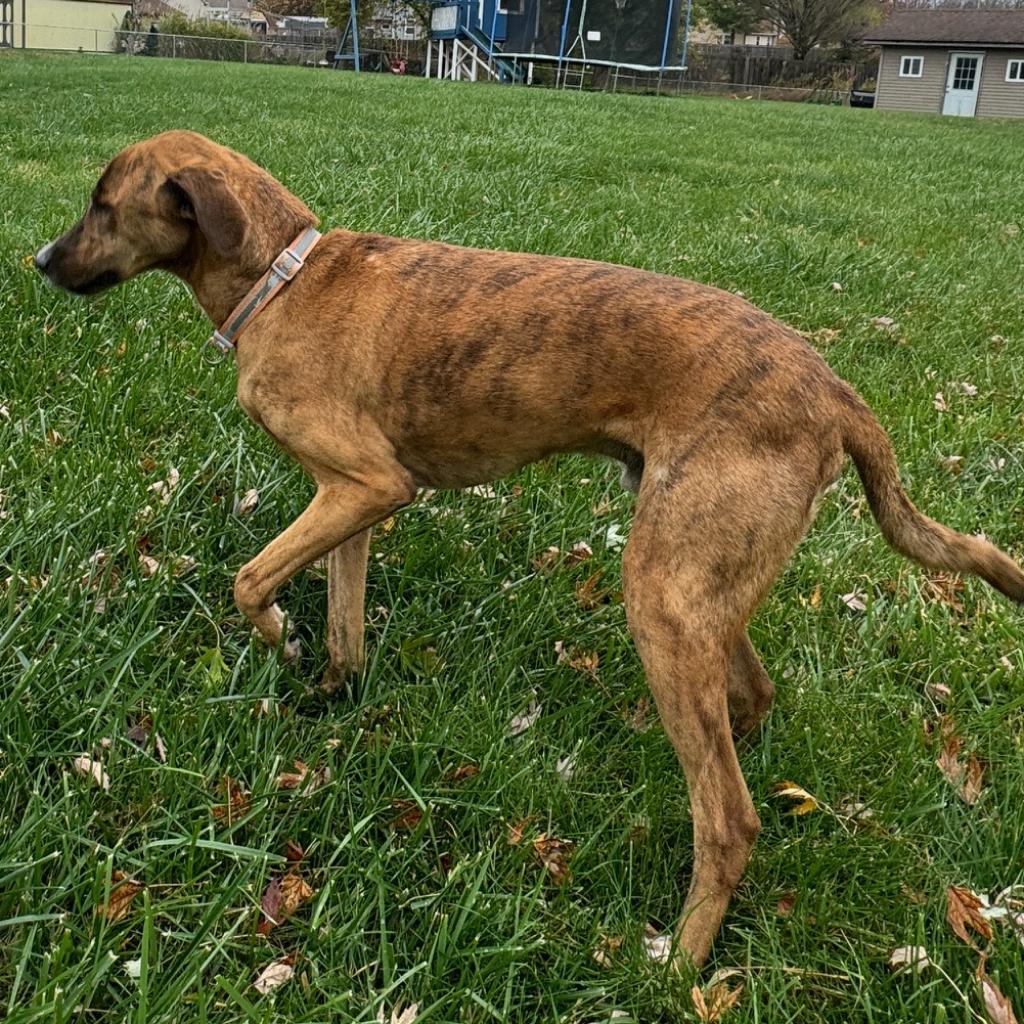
59, 269, 123, 296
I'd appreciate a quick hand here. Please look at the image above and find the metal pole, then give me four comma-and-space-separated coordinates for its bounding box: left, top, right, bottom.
679, 0, 693, 78
425, 38, 431, 77
350, 0, 360, 71
658, 0, 675, 70
556, 0, 572, 87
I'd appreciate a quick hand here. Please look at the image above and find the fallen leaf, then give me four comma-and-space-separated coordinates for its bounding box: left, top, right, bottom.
284, 839, 304, 864
467, 484, 497, 498
840, 590, 867, 613
148, 468, 180, 504
771, 780, 819, 815
532, 834, 574, 885
171, 555, 196, 578
532, 545, 562, 571
123, 958, 142, 979
925, 682, 953, 704
100, 871, 144, 923
831, 281, 843, 292
593, 933, 623, 967
623, 695, 652, 732
211, 776, 251, 825
445, 763, 479, 783
947, 885, 994, 947
390, 799, 424, 831
871, 315, 898, 330
45, 428, 65, 447
234, 488, 260, 517
72, 755, 110, 792
809, 583, 822, 608
253, 953, 297, 995
275, 760, 331, 796
604, 523, 627, 550
574, 569, 612, 609
376, 1003, 419, 1024
978, 961, 1019, 1024
935, 721, 984, 804
555, 642, 600, 680
643, 924, 673, 963
566, 541, 593, 564
691, 979, 744, 1021
555, 754, 577, 782
507, 816, 536, 846
138, 554, 160, 578
508, 698, 541, 737
934, 392, 949, 412
257, 872, 314, 935
889, 945, 932, 974
154, 734, 167, 764
776, 892, 797, 916
960, 381, 979, 398
940, 455, 965, 476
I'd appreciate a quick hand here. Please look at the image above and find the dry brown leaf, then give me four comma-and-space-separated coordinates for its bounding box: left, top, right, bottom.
376, 1004, 419, 1024
776, 892, 797, 916
623, 695, 652, 733
978, 961, 1019, 1024
390, 799, 424, 831
532, 834, 574, 885
935, 721, 985, 804
234, 488, 260, 517
445, 763, 480, 784
592, 933, 623, 968
565, 541, 593, 565
138, 554, 160, 578
284, 839, 305, 864
771, 781, 819, 815
507, 816, 536, 846
947, 885, 994, 947
691, 980, 744, 1022
211, 776, 251, 825
100, 871, 144, 923
644, 924, 672, 962
257, 871, 314, 935
72, 755, 110, 792
532, 546, 562, 572
923, 572, 966, 612
253, 953, 297, 995
574, 569, 611, 609
555, 643, 599, 680
275, 760, 331, 795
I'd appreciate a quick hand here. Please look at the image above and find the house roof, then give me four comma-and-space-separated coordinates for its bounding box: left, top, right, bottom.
863, 9, 1024, 47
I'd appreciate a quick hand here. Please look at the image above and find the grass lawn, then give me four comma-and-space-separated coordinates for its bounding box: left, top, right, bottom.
2, 50, 1024, 1024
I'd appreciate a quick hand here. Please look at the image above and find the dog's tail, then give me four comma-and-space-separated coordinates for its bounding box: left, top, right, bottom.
839, 385, 1024, 603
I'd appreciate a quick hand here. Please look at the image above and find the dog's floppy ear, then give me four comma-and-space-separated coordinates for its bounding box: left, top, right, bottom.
168, 166, 247, 258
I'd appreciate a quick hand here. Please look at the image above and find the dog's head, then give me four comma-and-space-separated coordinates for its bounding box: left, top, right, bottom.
35, 130, 310, 296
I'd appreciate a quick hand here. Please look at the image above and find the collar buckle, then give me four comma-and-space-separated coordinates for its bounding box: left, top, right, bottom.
209, 329, 235, 353
271, 246, 304, 282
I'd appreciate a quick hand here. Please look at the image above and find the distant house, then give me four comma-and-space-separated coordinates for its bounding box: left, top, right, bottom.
864, 10, 1024, 118
2, 0, 132, 50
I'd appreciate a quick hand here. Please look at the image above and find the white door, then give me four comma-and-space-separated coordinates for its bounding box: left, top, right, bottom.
942, 52, 984, 116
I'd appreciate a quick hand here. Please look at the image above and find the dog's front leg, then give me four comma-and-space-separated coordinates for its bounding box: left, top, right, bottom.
234, 477, 410, 660
321, 528, 372, 692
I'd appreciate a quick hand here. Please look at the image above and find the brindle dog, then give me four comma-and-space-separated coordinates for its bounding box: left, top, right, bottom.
35, 130, 1024, 970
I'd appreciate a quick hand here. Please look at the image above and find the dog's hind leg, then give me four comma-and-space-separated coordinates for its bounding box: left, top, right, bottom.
321, 527, 372, 693
623, 442, 823, 969
727, 634, 775, 737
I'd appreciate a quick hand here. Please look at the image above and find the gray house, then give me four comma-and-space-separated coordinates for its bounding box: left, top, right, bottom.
864, 10, 1024, 119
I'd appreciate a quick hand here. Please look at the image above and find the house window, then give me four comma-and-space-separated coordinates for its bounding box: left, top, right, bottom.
1007, 59, 1024, 82
719, 32, 734, 45
899, 55, 923, 77
498, 0, 523, 13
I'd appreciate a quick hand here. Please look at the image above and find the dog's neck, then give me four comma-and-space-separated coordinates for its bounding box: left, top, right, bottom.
177, 226, 314, 328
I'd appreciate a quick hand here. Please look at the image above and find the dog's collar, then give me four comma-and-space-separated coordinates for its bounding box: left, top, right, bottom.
208, 225, 321, 354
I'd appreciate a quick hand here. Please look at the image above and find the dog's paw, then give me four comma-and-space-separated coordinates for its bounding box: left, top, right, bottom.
281, 636, 301, 664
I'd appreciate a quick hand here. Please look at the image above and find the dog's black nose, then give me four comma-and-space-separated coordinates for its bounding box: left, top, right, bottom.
34, 243, 54, 272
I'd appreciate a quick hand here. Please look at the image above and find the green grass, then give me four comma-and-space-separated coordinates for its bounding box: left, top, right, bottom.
2, 50, 1024, 1024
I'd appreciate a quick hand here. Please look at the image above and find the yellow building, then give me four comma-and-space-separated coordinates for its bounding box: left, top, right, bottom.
5, 0, 133, 52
